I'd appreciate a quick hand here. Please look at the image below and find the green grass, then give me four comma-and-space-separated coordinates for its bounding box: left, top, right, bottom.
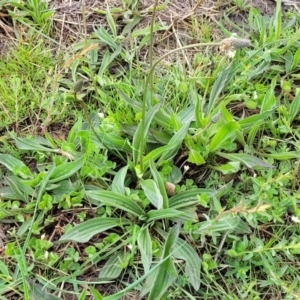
0, 0, 300, 299
0, 41, 56, 130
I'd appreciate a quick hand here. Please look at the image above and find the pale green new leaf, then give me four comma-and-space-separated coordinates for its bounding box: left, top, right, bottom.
211, 162, 241, 175
60, 217, 129, 243
111, 165, 128, 195
140, 179, 163, 209
209, 121, 240, 152
188, 149, 205, 165
132, 104, 160, 165
150, 160, 168, 209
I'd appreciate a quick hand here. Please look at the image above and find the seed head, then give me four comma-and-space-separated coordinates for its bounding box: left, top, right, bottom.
220, 37, 252, 52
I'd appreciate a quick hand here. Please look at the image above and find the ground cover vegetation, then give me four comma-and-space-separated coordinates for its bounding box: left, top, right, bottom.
0, 0, 300, 299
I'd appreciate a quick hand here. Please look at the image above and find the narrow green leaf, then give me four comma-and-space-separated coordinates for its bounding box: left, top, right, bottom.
5, 177, 32, 202
196, 215, 251, 234
146, 209, 184, 222
49, 156, 84, 183
0, 154, 32, 178
85, 190, 144, 217
211, 162, 241, 175
208, 122, 240, 152
132, 24, 160, 38
274, 0, 282, 40
60, 217, 129, 243
132, 104, 161, 165
94, 27, 117, 50
289, 92, 300, 122
238, 109, 274, 129
150, 160, 169, 209
106, 5, 117, 37
217, 152, 274, 169
100, 251, 123, 279
169, 188, 215, 209
188, 149, 205, 165
262, 151, 300, 160
261, 78, 276, 113
140, 179, 163, 209
0, 259, 10, 276
95, 131, 132, 153
90, 287, 104, 300
13, 136, 56, 152
143, 143, 177, 166
291, 47, 300, 71
26, 278, 62, 300
206, 56, 238, 114
156, 228, 201, 291
137, 226, 152, 273
111, 166, 128, 195
98, 47, 122, 76
147, 224, 180, 300
159, 122, 190, 163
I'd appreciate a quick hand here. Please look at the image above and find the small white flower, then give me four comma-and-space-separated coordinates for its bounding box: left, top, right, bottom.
253, 91, 258, 100
227, 50, 236, 58
184, 165, 190, 172
291, 215, 300, 223
98, 112, 105, 119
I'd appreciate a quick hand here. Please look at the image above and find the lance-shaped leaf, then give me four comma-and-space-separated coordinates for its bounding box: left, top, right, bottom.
217, 152, 274, 169
209, 121, 240, 153
49, 156, 85, 183
147, 224, 180, 300
85, 190, 144, 217
140, 179, 163, 209
60, 217, 129, 243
